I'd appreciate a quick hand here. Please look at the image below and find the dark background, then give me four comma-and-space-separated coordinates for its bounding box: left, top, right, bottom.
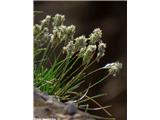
34, 1, 127, 120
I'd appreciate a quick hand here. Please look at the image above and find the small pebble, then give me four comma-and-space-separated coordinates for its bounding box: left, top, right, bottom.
65, 101, 77, 115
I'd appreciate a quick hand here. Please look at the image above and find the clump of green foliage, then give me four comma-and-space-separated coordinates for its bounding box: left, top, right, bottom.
34, 13, 122, 119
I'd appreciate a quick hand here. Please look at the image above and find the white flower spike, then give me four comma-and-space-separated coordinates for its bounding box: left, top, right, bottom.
102, 61, 122, 76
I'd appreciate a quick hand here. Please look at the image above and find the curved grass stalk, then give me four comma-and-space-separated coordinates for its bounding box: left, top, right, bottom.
86, 73, 110, 91
69, 92, 112, 116
62, 64, 84, 83
65, 58, 97, 90
47, 41, 62, 63
52, 55, 79, 93
73, 54, 97, 80
35, 40, 51, 75
79, 105, 112, 111
76, 67, 103, 83
90, 114, 115, 120
58, 55, 80, 83
85, 104, 89, 112
78, 93, 107, 104
83, 95, 112, 116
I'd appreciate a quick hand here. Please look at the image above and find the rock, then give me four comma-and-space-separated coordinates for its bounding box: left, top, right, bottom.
65, 101, 77, 115
34, 88, 95, 120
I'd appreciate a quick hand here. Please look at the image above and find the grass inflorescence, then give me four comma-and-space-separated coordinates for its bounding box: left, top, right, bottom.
34, 13, 122, 119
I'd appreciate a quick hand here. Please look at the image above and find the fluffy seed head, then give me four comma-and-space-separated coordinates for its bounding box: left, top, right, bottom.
41, 15, 51, 28
83, 45, 97, 64
102, 61, 122, 76
75, 35, 87, 51
63, 41, 75, 56
89, 28, 102, 44
96, 41, 106, 62
65, 25, 76, 41
66, 25, 76, 35
52, 14, 65, 27
34, 24, 41, 36
46, 15, 51, 21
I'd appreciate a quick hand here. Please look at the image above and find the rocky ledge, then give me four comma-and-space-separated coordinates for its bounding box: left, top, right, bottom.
34, 88, 95, 120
